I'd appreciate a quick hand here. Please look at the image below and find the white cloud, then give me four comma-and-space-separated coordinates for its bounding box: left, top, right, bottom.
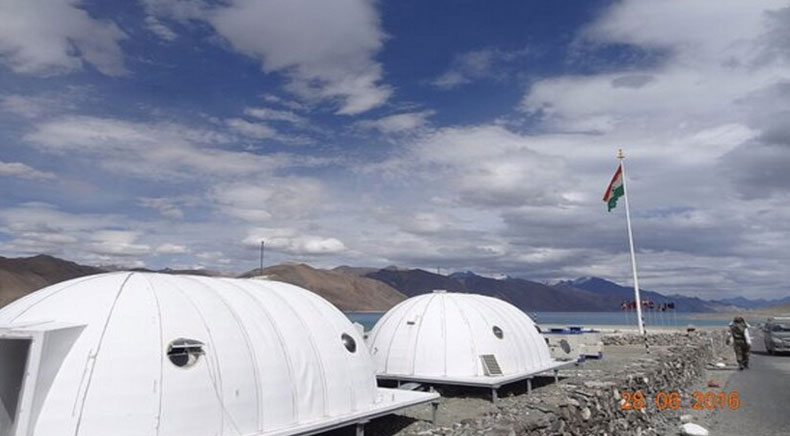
0, 202, 238, 268
226, 118, 277, 139
24, 116, 291, 180
1, 94, 68, 119
378, 125, 574, 207
243, 227, 347, 255
0, 0, 127, 76
211, 178, 325, 222
355, 110, 434, 134
141, 0, 207, 22
146, 0, 391, 114
196, 251, 232, 265
138, 197, 185, 219
0, 203, 136, 259
145, 16, 177, 41
244, 107, 306, 124
156, 243, 189, 254
401, 212, 446, 234
206, 0, 391, 114
260, 94, 308, 111
432, 47, 529, 89
0, 160, 55, 181
581, 0, 786, 66
88, 230, 151, 257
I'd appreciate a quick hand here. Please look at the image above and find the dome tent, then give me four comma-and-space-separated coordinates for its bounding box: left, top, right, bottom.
0, 273, 437, 436
366, 291, 569, 399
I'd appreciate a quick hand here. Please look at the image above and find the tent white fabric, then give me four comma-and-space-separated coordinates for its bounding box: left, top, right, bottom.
0, 272, 436, 436
367, 291, 568, 388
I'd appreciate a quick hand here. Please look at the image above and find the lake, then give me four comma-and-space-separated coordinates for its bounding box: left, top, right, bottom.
345, 311, 731, 332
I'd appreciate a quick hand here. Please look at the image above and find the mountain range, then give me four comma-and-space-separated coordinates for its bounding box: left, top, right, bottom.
0, 254, 784, 314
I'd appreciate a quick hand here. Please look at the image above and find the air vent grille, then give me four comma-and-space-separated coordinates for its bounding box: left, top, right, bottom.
480, 354, 502, 376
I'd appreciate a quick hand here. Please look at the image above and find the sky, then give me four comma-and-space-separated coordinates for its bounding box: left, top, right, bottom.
0, 0, 789, 299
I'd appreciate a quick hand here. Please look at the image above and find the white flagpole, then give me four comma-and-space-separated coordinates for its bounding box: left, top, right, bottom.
617, 149, 645, 336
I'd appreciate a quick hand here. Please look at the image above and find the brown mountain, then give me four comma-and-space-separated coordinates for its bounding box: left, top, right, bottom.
366, 268, 465, 297
367, 269, 611, 311
241, 263, 406, 311
0, 254, 105, 307
331, 265, 379, 277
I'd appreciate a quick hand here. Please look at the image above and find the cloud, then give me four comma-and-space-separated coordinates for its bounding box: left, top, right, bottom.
0, 203, 141, 260
355, 110, 434, 134
211, 178, 325, 222
378, 125, 574, 208
0, 0, 127, 76
401, 212, 447, 234
0, 202, 237, 268
138, 197, 186, 219
581, 0, 785, 66
87, 230, 151, 257
23, 116, 292, 180
721, 142, 790, 199
1, 94, 70, 119
0, 160, 55, 181
243, 227, 347, 255
141, 0, 207, 22
243, 106, 307, 125
144, 0, 393, 115
432, 47, 529, 89
156, 243, 189, 254
225, 118, 278, 139
197, 0, 390, 115
145, 16, 177, 41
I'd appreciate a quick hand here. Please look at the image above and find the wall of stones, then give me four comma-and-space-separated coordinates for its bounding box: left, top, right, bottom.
512, 331, 726, 436
396, 330, 727, 436
601, 331, 709, 347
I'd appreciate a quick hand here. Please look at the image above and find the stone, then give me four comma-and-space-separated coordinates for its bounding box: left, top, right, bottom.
679, 423, 709, 436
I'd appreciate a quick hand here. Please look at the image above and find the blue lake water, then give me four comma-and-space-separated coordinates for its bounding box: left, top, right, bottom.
345, 311, 729, 332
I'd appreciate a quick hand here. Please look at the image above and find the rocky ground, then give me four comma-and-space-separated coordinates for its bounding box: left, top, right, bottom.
327, 330, 732, 436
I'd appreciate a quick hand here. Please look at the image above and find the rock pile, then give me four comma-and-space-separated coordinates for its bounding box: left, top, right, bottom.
382, 330, 726, 436
601, 331, 701, 346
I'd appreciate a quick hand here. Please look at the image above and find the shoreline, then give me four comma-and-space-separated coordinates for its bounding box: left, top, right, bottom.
538, 323, 726, 333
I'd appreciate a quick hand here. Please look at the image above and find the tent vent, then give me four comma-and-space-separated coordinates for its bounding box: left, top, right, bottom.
480, 354, 502, 376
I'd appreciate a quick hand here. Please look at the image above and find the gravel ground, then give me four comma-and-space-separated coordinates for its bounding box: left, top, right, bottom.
323, 330, 728, 436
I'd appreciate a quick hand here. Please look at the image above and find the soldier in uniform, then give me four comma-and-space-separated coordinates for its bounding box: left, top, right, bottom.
726, 316, 751, 370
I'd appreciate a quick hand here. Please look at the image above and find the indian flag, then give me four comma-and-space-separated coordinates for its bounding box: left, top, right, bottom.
603, 164, 624, 212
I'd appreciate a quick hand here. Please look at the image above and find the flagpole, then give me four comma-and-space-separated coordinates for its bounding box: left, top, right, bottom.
617, 149, 645, 336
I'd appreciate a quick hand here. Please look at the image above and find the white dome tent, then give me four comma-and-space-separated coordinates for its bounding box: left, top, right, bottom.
366, 291, 571, 401
0, 272, 437, 436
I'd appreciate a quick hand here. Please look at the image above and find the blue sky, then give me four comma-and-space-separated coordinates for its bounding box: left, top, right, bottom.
1, 0, 789, 299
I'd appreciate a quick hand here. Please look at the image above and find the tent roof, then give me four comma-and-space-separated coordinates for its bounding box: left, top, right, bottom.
0, 272, 436, 436
367, 291, 563, 387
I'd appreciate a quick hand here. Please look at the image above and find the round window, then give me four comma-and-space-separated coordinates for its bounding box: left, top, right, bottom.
167, 338, 204, 368
341, 333, 357, 353
492, 326, 504, 339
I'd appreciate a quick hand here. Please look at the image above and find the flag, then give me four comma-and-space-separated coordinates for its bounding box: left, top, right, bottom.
603, 164, 625, 212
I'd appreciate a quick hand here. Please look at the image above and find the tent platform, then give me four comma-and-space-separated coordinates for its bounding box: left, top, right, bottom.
263, 388, 440, 436
376, 360, 578, 401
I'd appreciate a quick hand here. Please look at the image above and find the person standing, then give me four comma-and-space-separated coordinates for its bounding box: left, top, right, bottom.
727, 316, 751, 370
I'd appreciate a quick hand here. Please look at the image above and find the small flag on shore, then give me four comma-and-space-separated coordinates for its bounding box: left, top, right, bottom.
603, 164, 625, 212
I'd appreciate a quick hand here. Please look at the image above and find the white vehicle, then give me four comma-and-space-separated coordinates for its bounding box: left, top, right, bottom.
763, 316, 790, 355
